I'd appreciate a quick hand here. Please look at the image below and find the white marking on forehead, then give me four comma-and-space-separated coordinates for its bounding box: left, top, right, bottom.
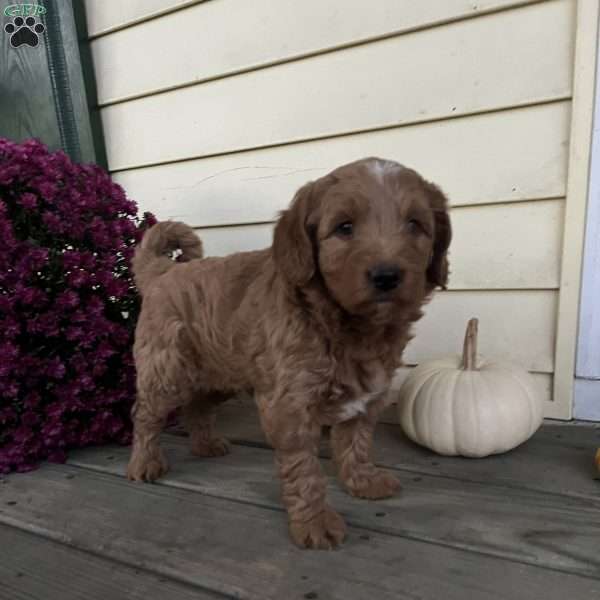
368, 159, 404, 184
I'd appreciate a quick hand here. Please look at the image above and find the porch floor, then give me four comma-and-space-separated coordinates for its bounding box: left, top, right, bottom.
2, 401, 600, 600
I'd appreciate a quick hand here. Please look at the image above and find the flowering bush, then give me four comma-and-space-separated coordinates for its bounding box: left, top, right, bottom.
0, 138, 155, 473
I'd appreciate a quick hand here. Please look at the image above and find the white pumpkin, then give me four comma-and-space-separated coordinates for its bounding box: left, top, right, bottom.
397, 318, 544, 457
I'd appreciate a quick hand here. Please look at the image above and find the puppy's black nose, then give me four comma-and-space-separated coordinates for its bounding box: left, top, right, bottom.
368, 266, 403, 292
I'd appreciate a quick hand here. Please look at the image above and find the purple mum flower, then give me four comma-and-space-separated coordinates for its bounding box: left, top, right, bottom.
46, 357, 66, 380
19, 192, 37, 209
0, 137, 154, 473
56, 289, 80, 310
42, 211, 64, 234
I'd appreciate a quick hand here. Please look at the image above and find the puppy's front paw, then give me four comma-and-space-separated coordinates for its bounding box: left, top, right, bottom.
344, 468, 401, 499
289, 507, 347, 550
191, 436, 231, 458
127, 448, 169, 482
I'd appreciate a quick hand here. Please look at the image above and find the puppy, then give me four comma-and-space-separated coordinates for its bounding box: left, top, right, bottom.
127, 157, 451, 549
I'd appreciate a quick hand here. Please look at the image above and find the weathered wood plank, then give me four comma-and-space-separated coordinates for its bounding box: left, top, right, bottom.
0, 524, 215, 600
3, 466, 600, 600
67, 432, 600, 577
91, 0, 542, 105
213, 400, 600, 498
101, 0, 574, 170
361, 420, 600, 498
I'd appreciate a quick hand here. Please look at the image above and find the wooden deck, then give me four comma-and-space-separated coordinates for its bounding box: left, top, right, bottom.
2, 402, 600, 600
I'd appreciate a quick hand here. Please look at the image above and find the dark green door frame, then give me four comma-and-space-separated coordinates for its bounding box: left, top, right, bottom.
0, 0, 106, 168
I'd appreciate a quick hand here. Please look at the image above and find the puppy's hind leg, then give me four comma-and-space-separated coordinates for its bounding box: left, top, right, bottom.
183, 392, 231, 457
127, 396, 172, 482
128, 326, 196, 482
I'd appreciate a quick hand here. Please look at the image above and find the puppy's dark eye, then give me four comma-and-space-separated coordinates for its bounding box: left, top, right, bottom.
406, 219, 423, 235
334, 221, 354, 237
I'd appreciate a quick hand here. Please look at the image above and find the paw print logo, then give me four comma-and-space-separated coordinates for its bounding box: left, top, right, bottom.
4, 16, 45, 48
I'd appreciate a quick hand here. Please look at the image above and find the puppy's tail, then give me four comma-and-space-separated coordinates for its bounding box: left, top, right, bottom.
133, 221, 203, 294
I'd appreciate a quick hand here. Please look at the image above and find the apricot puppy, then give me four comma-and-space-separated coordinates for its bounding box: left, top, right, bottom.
128, 157, 452, 549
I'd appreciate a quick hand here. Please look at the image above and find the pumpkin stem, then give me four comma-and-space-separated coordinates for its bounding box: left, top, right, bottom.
462, 318, 479, 370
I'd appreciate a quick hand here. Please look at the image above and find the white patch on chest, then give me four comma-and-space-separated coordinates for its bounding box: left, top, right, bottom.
338, 391, 381, 421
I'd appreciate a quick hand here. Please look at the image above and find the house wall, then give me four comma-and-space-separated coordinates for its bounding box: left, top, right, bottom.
84, 0, 594, 419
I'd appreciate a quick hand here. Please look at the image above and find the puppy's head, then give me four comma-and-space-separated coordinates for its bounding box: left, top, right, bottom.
273, 158, 451, 319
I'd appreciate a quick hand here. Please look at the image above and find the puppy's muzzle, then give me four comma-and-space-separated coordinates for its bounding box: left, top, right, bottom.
367, 265, 404, 292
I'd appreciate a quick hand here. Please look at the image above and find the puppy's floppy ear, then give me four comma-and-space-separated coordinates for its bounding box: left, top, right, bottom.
273, 181, 317, 286
424, 181, 452, 290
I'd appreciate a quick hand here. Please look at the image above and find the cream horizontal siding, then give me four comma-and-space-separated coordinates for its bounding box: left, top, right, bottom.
84, 0, 581, 418
99, 0, 574, 171
446, 200, 563, 290
89, 0, 541, 106
112, 102, 569, 226
404, 291, 557, 373
84, 0, 205, 37
194, 199, 563, 290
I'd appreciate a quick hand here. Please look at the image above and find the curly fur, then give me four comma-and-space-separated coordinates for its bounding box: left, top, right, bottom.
127, 157, 452, 549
